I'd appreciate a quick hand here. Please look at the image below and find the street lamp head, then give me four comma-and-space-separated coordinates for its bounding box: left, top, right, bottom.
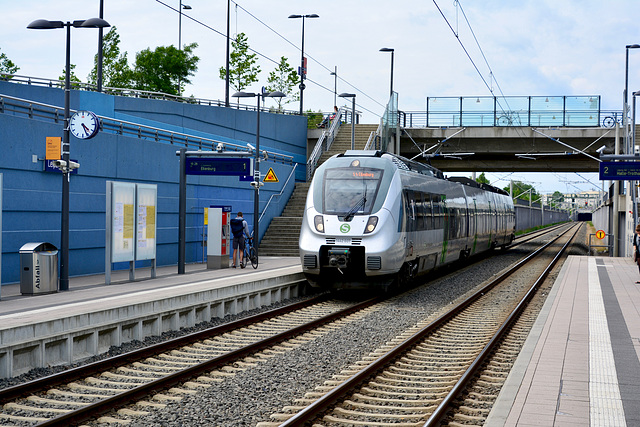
288, 14, 319, 19
626, 44, 640, 49
232, 91, 256, 98
633, 90, 640, 96
182, 4, 192, 9
27, 19, 64, 29
339, 93, 356, 98
265, 91, 286, 98
379, 47, 394, 52
80, 17, 110, 28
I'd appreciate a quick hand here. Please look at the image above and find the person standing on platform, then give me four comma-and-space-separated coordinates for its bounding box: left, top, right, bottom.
230, 212, 251, 269
634, 224, 640, 283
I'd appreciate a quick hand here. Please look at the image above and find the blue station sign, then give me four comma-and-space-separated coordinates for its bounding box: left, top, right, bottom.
599, 162, 640, 180
185, 157, 253, 176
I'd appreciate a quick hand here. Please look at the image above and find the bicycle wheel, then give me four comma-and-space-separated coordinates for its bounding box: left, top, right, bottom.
242, 248, 249, 268
250, 247, 258, 269
497, 115, 511, 126
602, 116, 615, 128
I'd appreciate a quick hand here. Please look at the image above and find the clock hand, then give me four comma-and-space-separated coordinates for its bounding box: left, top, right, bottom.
82, 123, 90, 135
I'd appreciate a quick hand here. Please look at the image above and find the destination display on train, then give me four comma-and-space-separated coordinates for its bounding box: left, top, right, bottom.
599, 161, 640, 180
185, 157, 252, 176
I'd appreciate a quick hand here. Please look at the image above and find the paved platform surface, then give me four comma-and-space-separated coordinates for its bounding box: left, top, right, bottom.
488, 255, 640, 426
0, 257, 302, 319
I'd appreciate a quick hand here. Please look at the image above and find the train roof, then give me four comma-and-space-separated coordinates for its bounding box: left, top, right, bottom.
447, 176, 509, 196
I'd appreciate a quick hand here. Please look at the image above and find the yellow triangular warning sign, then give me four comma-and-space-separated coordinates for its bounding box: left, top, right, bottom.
264, 167, 279, 183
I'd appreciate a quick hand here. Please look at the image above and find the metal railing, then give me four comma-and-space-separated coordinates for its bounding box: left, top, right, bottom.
0, 73, 300, 116
398, 95, 620, 128
258, 164, 298, 224
0, 92, 294, 164
306, 107, 346, 181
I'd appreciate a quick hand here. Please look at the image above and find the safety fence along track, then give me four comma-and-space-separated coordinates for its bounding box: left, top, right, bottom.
0, 293, 384, 426
266, 223, 581, 426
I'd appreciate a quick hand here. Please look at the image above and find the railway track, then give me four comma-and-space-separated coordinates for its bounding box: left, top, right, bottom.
0, 223, 575, 426
262, 223, 581, 426
0, 293, 384, 426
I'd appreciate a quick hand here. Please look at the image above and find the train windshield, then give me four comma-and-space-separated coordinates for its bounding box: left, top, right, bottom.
322, 167, 383, 216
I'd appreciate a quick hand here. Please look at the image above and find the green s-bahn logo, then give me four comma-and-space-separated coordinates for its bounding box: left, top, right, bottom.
340, 224, 350, 233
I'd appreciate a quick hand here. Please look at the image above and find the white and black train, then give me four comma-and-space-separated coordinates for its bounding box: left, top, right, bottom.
299, 150, 515, 290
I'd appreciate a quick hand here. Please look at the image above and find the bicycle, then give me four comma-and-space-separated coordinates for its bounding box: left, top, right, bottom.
497, 111, 522, 126
243, 233, 258, 269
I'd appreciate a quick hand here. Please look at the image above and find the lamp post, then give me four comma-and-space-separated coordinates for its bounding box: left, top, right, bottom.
232, 90, 286, 248
225, 0, 230, 107
179, 1, 192, 50
379, 47, 395, 98
28, 17, 110, 291
288, 13, 319, 115
330, 66, 337, 107
97, 0, 104, 92
339, 93, 356, 150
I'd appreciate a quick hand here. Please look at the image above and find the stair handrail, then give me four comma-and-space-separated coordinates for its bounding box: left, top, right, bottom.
306, 106, 346, 181
258, 163, 298, 224
364, 118, 383, 150
0, 92, 294, 164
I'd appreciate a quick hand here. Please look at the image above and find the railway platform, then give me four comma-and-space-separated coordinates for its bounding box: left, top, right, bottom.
487, 255, 640, 426
0, 257, 304, 379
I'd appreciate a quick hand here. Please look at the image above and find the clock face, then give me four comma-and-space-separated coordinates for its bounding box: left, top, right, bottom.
69, 110, 99, 140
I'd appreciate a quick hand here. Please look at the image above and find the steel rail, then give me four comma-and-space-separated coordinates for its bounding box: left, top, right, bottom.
34, 294, 384, 426
280, 224, 578, 426
0, 285, 320, 405
423, 223, 581, 426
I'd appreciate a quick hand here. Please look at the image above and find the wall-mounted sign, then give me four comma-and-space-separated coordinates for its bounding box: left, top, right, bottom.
185, 157, 253, 176
599, 162, 640, 180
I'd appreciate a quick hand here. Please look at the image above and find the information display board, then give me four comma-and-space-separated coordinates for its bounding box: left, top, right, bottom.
136, 184, 157, 261
185, 157, 253, 176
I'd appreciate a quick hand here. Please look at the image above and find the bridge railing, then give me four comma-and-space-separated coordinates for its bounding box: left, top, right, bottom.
399, 95, 621, 128
0, 73, 300, 116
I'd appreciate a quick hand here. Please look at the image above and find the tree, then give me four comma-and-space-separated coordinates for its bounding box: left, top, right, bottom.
0, 47, 19, 76
131, 43, 199, 95
59, 64, 81, 84
219, 32, 260, 94
264, 56, 299, 111
88, 26, 133, 89
475, 172, 490, 185
549, 191, 564, 209
504, 181, 539, 203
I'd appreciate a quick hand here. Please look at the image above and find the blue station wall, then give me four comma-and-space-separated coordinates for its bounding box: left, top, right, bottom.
0, 81, 308, 284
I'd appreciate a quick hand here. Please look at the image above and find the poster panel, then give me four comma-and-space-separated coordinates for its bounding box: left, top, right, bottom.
136, 184, 157, 260
110, 181, 136, 262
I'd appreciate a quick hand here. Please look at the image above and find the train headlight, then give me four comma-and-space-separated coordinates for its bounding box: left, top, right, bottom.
364, 216, 378, 234
314, 215, 325, 233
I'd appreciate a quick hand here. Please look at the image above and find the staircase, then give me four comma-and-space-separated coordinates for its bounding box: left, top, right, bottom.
259, 123, 378, 257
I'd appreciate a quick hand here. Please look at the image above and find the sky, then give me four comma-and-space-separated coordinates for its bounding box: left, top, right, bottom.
1, 0, 639, 197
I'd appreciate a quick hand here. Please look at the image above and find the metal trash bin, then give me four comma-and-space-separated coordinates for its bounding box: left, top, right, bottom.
19, 242, 58, 295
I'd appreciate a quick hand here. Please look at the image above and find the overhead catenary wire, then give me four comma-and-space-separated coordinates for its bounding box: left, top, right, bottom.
155, 0, 383, 115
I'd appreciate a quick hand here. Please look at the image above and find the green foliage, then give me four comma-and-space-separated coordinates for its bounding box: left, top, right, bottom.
504, 180, 539, 203
59, 64, 81, 83
548, 191, 564, 208
219, 33, 260, 93
131, 43, 199, 95
0, 47, 19, 75
264, 56, 299, 111
475, 172, 490, 185
88, 27, 133, 89
306, 109, 323, 129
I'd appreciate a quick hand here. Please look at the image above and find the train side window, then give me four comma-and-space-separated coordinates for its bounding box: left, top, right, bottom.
416, 193, 425, 231
424, 194, 433, 230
